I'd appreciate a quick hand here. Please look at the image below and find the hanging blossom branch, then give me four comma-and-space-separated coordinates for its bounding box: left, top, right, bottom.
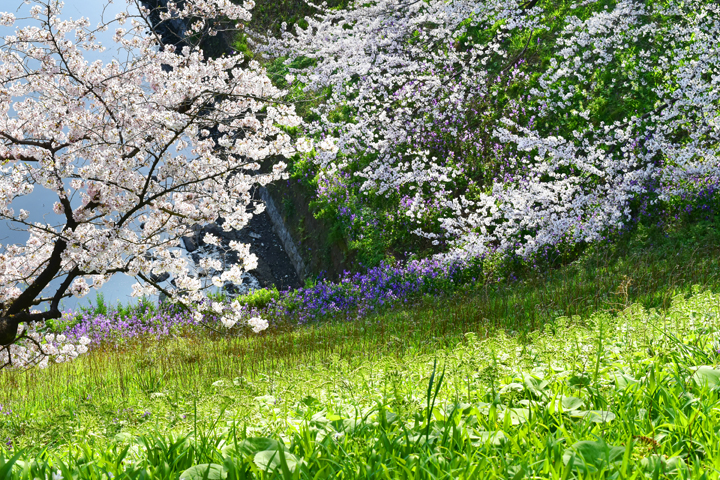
260, 0, 720, 262
442, 0, 720, 260
0, 0, 335, 367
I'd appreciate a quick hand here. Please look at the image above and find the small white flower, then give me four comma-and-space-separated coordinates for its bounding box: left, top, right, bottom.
247, 316, 268, 333
221, 314, 238, 329
69, 278, 90, 298
296, 137, 313, 153
317, 137, 339, 154
0, 12, 16, 26
203, 233, 220, 246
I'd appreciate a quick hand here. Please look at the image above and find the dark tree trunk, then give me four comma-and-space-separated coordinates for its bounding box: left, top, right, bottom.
0, 317, 18, 346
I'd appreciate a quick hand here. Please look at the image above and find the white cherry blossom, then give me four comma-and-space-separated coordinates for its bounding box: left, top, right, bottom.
0, 0, 300, 362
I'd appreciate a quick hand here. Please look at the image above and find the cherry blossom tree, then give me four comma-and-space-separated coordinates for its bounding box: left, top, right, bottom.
264, 0, 720, 262
0, 0, 305, 358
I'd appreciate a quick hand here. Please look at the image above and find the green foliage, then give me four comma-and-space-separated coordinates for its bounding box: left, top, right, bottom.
44, 314, 81, 334
3, 221, 720, 477
6, 289, 720, 477
235, 287, 280, 310
247, 0, 349, 36
231, 33, 253, 60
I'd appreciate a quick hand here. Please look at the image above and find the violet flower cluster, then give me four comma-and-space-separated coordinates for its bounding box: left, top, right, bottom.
63, 301, 205, 347
273, 257, 480, 324
60, 256, 482, 347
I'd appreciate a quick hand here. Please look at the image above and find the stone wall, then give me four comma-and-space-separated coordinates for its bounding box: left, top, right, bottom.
258, 187, 310, 283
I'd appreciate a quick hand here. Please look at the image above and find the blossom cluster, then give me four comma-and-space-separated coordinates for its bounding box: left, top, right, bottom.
0, 322, 91, 369
261, 0, 720, 262
0, 0, 311, 340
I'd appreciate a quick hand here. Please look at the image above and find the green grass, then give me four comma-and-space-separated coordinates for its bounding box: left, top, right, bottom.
2, 222, 720, 477
0, 1, 716, 477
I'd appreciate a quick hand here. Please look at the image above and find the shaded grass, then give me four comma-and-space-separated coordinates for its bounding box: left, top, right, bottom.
0, 221, 720, 478
0, 221, 719, 443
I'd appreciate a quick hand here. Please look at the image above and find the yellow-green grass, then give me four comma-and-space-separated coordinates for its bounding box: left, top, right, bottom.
0, 223, 720, 478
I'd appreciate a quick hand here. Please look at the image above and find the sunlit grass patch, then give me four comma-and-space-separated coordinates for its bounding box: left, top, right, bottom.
3, 288, 720, 477
2, 218, 720, 477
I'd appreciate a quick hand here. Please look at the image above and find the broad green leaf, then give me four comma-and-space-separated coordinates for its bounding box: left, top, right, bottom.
254, 395, 276, 405
470, 430, 508, 446
499, 382, 524, 394
692, 366, 720, 388
569, 410, 616, 423
523, 372, 550, 397
113, 432, 134, 444
517, 399, 542, 408
567, 374, 591, 389
641, 455, 686, 473
179, 464, 226, 480
384, 411, 399, 424
613, 372, 639, 390
254, 450, 299, 473
300, 396, 319, 406
563, 440, 624, 473
506, 408, 530, 425
311, 411, 330, 423
223, 438, 283, 457
548, 396, 585, 412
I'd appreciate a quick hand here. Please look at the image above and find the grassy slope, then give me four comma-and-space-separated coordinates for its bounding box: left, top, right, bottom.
2, 0, 720, 476
2, 221, 720, 477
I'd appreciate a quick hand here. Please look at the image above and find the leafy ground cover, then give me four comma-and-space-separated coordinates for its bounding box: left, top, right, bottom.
2, 222, 720, 478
